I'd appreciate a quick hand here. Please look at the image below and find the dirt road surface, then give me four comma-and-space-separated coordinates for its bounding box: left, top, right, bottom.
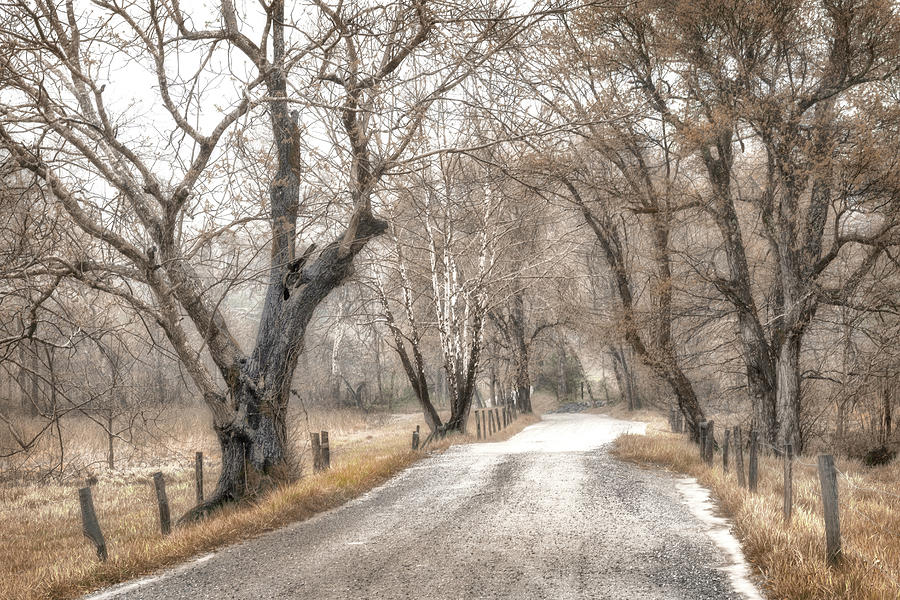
86, 413, 763, 600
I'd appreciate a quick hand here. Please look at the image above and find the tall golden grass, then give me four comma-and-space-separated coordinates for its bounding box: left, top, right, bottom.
614, 426, 900, 599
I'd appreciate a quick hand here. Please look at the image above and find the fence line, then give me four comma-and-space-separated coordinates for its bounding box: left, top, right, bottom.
667, 417, 900, 569
473, 399, 519, 441
77, 430, 335, 562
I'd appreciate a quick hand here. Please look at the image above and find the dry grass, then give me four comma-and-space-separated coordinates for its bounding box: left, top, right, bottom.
0, 406, 432, 600
613, 423, 900, 599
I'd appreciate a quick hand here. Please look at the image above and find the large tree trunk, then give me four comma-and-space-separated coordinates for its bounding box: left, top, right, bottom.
181, 212, 387, 521
741, 311, 778, 447
776, 333, 803, 452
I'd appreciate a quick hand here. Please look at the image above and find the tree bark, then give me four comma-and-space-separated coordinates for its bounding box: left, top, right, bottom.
776, 333, 803, 451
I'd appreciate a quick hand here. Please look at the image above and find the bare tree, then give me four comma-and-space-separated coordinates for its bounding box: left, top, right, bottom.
0, 0, 533, 513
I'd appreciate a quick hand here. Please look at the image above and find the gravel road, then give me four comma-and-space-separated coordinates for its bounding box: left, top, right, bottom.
86, 413, 762, 600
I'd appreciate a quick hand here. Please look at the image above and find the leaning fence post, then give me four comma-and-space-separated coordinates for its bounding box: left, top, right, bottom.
152, 471, 171, 535
748, 430, 759, 493
783, 443, 793, 523
78, 486, 108, 561
723, 428, 730, 472
734, 426, 746, 488
194, 451, 204, 504
412, 425, 420, 450
311, 432, 322, 471
817, 454, 842, 565
320, 431, 331, 469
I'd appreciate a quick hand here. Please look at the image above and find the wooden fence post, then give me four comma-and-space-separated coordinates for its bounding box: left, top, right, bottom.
705, 420, 715, 466
495, 408, 501, 430
669, 408, 677, 432
748, 430, 759, 493
78, 486, 108, 561
723, 428, 730, 473
783, 443, 793, 523
320, 431, 330, 469
699, 421, 708, 461
817, 454, 842, 565
194, 451, 203, 504
476, 410, 482, 440
152, 472, 171, 535
311, 432, 322, 471
734, 426, 746, 488
412, 425, 420, 450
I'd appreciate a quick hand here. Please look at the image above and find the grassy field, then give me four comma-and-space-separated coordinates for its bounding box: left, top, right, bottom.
611, 411, 900, 600
0, 399, 538, 600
